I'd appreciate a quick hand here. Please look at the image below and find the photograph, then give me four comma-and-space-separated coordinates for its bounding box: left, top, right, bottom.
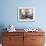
18, 7, 35, 21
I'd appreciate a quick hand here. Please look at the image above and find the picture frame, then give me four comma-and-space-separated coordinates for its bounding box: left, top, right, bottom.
17, 7, 35, 21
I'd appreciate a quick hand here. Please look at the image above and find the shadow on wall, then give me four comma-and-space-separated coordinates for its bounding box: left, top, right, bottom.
0, 24, 7, 43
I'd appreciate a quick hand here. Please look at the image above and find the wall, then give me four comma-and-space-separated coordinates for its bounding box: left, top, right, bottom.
0, 0, 46, 29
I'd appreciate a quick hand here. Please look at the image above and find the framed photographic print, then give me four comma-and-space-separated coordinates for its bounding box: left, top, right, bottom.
17, 7, 35, 21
